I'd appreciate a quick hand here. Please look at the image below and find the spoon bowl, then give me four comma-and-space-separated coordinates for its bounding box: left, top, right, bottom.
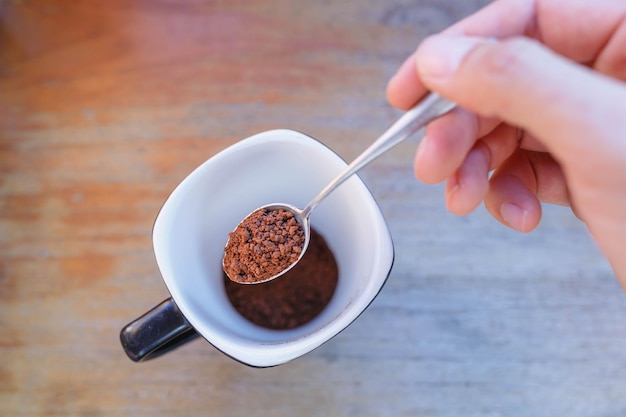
224, 93, 456, 284
222, 202, 311, 285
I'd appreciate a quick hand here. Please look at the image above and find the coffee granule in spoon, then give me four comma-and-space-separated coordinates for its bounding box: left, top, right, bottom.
223, 208, 305, 283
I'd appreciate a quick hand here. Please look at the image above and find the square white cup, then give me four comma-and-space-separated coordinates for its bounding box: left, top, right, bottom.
122, 129, 394, 367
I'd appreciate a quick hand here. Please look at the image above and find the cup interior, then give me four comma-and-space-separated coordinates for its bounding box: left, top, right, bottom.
153, 129, 394, 366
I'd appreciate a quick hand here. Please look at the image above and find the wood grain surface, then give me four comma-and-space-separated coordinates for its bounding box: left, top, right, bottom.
2, 1, 626, 416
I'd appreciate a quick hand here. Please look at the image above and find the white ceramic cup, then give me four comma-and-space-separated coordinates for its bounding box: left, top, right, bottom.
120, 129, 394, 367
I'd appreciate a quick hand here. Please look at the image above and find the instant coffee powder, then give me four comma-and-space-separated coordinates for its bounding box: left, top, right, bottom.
223, 208, 305, 284
224, 227, 338, 330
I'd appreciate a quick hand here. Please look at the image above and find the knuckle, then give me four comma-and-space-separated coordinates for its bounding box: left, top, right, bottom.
459, 37, 542, 116
473, 38, 536, 80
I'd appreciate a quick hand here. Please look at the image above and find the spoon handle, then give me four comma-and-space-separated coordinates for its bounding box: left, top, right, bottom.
302, 93, 456, 217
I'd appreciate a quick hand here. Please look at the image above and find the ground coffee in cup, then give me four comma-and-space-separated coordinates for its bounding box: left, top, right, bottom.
224, 227, 338, 330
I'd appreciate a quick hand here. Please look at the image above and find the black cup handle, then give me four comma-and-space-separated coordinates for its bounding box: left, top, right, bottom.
120, 298, 200, 362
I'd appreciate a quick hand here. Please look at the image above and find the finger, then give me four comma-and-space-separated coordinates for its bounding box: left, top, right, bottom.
415, 108, 480, 184
479, 123, 524, 169
529, 0, 626, 65
415, 112, 511, 185
485, 150, 569, 232
386, 52, 424, 110
595, 16, 626, 80
444, 141, 491, 216
484, 151, 542, 232
442, 125, 520, 216
415, 35, 626, 167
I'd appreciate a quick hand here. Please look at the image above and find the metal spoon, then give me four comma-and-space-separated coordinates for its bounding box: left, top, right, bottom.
224, 93, 456, 284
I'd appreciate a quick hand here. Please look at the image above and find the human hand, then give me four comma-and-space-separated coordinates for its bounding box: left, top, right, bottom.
386, 0, 626, 286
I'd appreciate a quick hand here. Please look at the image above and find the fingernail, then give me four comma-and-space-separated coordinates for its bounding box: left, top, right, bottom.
500, 202, 528, 231
416, 36, 480, 80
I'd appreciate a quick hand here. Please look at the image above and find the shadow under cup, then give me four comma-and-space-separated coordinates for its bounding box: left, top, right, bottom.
121, 129, 394, 367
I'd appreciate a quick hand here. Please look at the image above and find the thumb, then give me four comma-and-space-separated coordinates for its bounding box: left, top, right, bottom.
414, 35, 626, 163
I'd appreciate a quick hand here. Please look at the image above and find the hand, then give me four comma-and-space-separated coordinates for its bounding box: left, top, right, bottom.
386, 0, 626, 286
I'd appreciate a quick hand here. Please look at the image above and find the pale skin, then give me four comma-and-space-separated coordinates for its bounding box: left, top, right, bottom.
386, 0, 626, 288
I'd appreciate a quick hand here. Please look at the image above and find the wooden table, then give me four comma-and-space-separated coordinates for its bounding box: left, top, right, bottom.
2, 1, 626, 416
